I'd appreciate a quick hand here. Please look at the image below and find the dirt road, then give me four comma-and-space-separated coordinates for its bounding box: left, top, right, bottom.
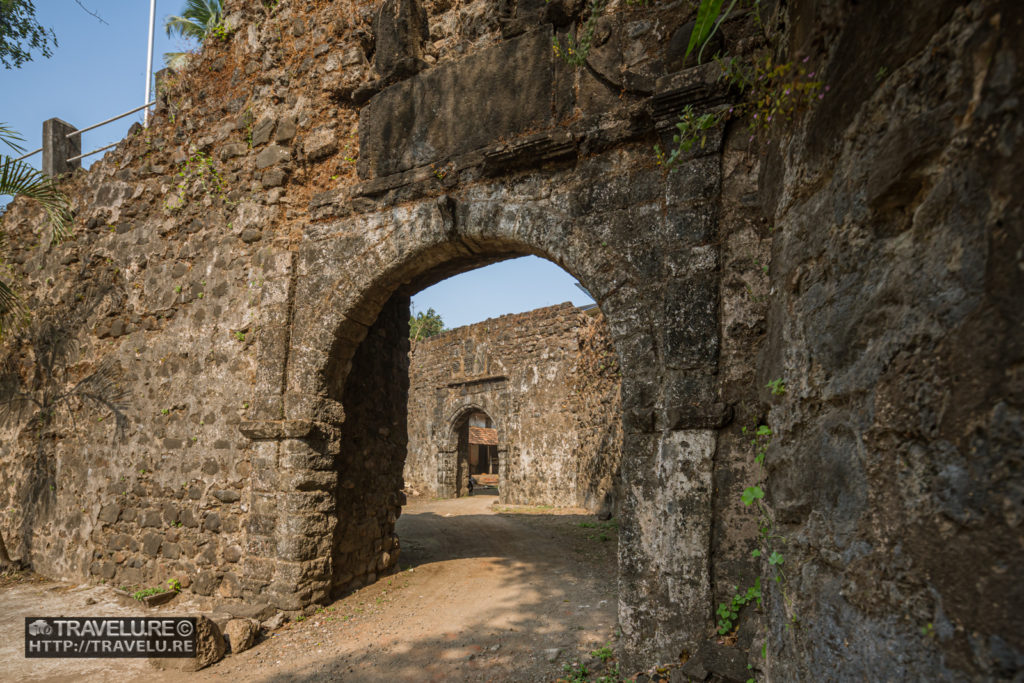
1, 494, 621, 682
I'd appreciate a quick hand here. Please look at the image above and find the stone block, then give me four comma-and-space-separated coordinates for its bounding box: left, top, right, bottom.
98, 504, 121, 524
372, 0, 429, 83
192, 571, 220, 596
251, 117, 275, 146
302, 127, 337, 161
212, 489, 241, 503
274, 116, 297, 143
224, 618, 258, 654
149, 615, 225, 672
255, 144, 291, 169
358, 27, 554, 178
142, 532, 163, 557
204, 513, 221, 532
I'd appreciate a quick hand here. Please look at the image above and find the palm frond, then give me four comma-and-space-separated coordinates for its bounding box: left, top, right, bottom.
0, 124, 27, 155
163, 51, 193, 70
0, 156, 72, 244
165, 15, 207, 41
165, 0, 223, 40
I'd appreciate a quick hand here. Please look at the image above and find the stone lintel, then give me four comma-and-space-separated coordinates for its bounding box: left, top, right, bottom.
239, 420, 314, 440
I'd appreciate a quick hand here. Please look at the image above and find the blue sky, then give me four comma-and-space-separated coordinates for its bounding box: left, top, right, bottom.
2, 3, 594, 329
2, 1, 184, 171
413, 256, 594, 329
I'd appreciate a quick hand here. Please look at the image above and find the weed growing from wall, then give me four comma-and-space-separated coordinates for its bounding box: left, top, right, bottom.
552, 0, 607, 67
165, 151, 229, 211
658, 56, 825, 170
718, 380, 799, 681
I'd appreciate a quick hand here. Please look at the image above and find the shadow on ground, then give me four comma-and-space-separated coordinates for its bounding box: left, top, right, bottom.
211, 497, 619, 683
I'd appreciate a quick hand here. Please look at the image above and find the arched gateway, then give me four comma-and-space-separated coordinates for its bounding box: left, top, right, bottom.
240, 150, 725, 661
1, 0, 1013, 677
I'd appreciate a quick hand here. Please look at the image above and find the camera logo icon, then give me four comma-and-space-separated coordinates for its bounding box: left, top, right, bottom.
28, 620, 52, 637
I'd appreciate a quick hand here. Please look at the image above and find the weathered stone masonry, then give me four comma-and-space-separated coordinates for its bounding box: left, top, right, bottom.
1, 0, 1021, 679
405, 303, 622, 509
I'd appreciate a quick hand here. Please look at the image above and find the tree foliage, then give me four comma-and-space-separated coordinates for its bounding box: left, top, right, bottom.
409, 307, 445, 342
164, 0, 223, 68
0, 0, 57, 70
165, 0, 223, 40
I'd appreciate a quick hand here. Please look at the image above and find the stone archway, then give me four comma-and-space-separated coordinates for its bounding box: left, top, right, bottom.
439, 404, 505, 499
240, 147, 725, 662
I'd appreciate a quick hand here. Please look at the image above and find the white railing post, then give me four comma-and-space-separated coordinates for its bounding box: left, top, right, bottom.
144, 0, 157, 127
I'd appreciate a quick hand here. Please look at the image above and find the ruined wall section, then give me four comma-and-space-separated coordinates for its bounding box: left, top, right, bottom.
405, 303, 621, 510
754, 1, 1024, 679
0, 0, 398, 607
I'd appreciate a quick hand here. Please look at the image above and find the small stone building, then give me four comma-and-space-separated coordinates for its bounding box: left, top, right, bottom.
404, 303, 621, 510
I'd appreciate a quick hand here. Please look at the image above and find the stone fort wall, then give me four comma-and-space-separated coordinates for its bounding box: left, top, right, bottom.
0, 0, 1019, 678
405, 303, 621, 510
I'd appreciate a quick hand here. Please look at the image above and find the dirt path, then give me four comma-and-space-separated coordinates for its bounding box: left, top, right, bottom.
1, 494, 621, 682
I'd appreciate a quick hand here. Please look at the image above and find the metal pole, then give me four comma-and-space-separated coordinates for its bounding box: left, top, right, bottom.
144, 0, 157, 127
66, 141, 120, 164
65, 101, 157, 139
14, 147, 43, 162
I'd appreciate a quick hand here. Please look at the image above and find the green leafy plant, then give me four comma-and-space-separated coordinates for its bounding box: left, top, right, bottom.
591, 643, 614, 662
552, 0, 606, 67
561, 661, 589, 683
655, 105, 721, 168
684, 0, 736, 65
165, 151, 228, 211
0, 1, 57, 69
719, 54, 825, 132
578, 520, 617, 529
742, 424, 772, 465
209, 22, 233, 42
741, 485, 764, 506
736, 413, 798, 633
132, 585, 167, 601
716, 578, 761, 634
409, 306, 445, 342
766, 378, 786, 395
658, 54, 826, 171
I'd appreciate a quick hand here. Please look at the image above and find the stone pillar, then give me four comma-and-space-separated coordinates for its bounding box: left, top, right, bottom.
42, 118, 80, 176
270, 435, 337, 610
498, 445, 510, 504
437, 447, 456, 498
154, 68, 172, 116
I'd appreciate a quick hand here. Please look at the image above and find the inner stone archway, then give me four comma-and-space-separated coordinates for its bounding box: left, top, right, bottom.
442, 406, 502, 499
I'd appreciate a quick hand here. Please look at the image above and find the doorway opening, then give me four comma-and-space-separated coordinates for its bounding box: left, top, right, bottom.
454, 409, 499, 496
326, 253, 622, 599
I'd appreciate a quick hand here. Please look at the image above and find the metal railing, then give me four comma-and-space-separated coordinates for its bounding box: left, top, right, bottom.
13, 146, 42, 162
15, 101, 155, 173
